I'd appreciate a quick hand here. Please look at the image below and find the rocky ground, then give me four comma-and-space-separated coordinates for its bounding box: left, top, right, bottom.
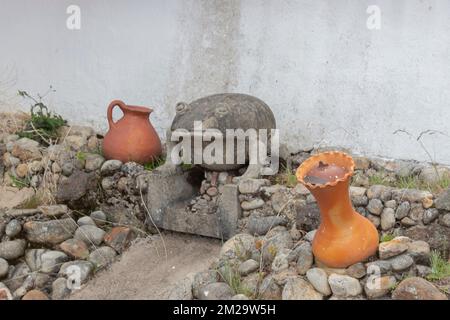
1, 112, 450, 300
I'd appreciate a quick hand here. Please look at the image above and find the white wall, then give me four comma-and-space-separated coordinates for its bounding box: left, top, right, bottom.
1, 0, 449, 164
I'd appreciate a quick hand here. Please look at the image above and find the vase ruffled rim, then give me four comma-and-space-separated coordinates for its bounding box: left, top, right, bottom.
296, 151, 355, 190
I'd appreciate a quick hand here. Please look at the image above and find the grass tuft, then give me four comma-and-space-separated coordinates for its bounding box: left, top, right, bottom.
427, 250, 450, 281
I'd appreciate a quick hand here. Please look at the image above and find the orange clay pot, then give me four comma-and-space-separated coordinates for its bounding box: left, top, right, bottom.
296, 151, 379, 268
103, 100, 162, 164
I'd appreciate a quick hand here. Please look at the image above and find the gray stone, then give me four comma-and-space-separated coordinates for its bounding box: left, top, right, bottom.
419, 166, 450, 185
0, 239, 26, 260
192, 270, 219, 299
416, 265, 432, 278
74, 225, 105, 246
241, 198, 264, 210
90, 210, 107, 226
306, 268, 331, 296
423, 208, 439, 224
25, 249, 47, 271
259, 275, 282, 300
367, 199, 383, 216
380, 208, 396, 230
364, 275, 396, 299
388, 254, 414, 272
56, 170, 98, 209
238, 259, 259, 276
51, 277, 71, 300
352, 195, 368, 206
296, 202, 321, 231
11, 138, 41, 161
0, 258, 8, 279
247, 215, 288, 236
261, 228, 293, 265
378, 236, 410, 259
385, 199, 397, 209
303, 230, 316, 242
408, 203, 424, 222
88, 246, 117, 269
6, 262, 30, 291
401, 217, 417, 226
328, 274, 362, 297
403, 224, 450, 251
365, 260, 392, 274
367, 185, 391, 201
238, 178, 269, 194
5, 219, 21, 238
350, 186, 367, 197
216, 184, 242, 239
100, 160, 123, 176
271, 249, 290, 273
59, 260, 94, 284
440, 213, 450, 227
77, 216, 96, 226
282, 277, 323, 300
61, 163, 74, 176
345, 263, 366, 279
220, 233, 255, 259
395, 201, 410, 220
197, 282, 234, 300
40, 250, 69, 273
38, 205, 68, 217
296, 242, 313, 275
392, 277, 447, 300
24, 218, 77, 245
366, 214, 380, 228
435, 189, 450, 211
84, 153, 105, 172
391, 188, 433, 204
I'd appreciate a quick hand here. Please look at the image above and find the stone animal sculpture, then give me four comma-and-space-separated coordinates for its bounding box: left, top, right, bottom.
158, 93, 276, 179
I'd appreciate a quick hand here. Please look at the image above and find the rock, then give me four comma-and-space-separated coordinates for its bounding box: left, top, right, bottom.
77, 216, 96, 226
367, 199, 383, 216
0, 186, 35, 210
0, 239, 27, 260
83, 153, 104, 172
238, 259, 259, 276
64, 135, 87, 151
59, 239, 90, 259
13, 275, 34, 298
90, 210, 107, 226
303, 230, 316, 242
74, 225, 106, 246
11, 138, 41, 161
435, 189, 450, 211
61, 163, 74, 176
364, 275, 397, 299
238, 178, 269, 194
380, 208, 396, 230
25, 249, 47, 271
56, 170, 98, 208
388, 254, 414, 272
328, 274, 362, 297
271, 189, 290, 213
231, 294, 249, 300
262, 228, 293, 265
423, 208, 439, 224
353, 157, 371, 170
197, 282, 234, 300
220, 233, 255, 258
440, 213, 450, 227
295, 242, 313, 275
192, 270, 219, 299
391, 188, 433, 204
292, 184, 310, 196
0, 258, 8, 279
403, 224, 450, 251
22, 289, 48, 300
352, 195, 368, 206
100, 160, 123, 176
350, 186, 367, 197
345, 263, 366, 279
392, 277, 447, 300
306, 268, 331, 296
52, 162, 62, 174
206, 187, 218, 197
5, 219, 22, 238
416, 265, 432, 278
59, 125, 94, 139
241, 198, 264, 210
104, 226, 135, 253
419, 166, 450, 185
40, 250, 69, 273
24, 218, 77, 245
247, 215, 287, 236
59, 260, 94, 284
366, 214, 380, 228
0, 283, 12, 300
296, 202, 321, 231
367, 185, 391, 201
408, 203, 424, 222
407, 240, 430, 264
395, 201, 410, 220
259, 275, 282, 300
15, 163, 28, 178
52, 277, 71, 300
400, 217, 417, 226
384, 200, 397, 209
38, 205, 68, 217
271, 249, 290, 273
378, 236, 410, 259
282, 277, 323, 300
88, 246, 117, 269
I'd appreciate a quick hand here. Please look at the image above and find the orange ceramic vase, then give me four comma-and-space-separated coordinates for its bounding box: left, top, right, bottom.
103, 100, 162, 164
296, 151, 379, 268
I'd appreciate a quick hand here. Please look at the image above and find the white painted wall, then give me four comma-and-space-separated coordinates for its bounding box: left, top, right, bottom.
1, 0, 449, 164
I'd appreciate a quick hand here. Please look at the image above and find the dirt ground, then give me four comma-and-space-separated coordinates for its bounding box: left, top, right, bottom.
70, 231, 222, 300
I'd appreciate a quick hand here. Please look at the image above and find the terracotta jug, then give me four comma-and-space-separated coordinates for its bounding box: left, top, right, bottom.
103, 100, 162, 164
296, 151, 379, 268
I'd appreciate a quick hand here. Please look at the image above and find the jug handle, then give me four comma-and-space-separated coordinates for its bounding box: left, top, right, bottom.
107, 100, 126, 129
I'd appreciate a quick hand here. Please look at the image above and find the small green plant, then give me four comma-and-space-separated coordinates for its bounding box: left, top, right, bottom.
76, 151, 87, 162
180, 162, 194, 171
273, 165, 298, 187
368, 171, 390, 186
217, 262, 255, 298
144, 156, 166, 171
380, 232, 395, 243
427, 250, 450, 281
9, 174, 31, 189
17, 87, 66, 146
